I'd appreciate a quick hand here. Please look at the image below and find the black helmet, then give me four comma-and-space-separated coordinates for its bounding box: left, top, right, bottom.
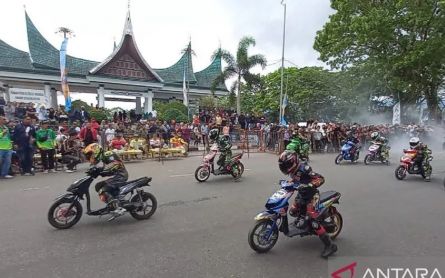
208, 128, 219, 141
278, 150, 299, 175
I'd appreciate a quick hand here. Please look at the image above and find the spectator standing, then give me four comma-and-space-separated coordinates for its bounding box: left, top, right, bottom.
79, 122, 98, 147
36, 121, 57, 173
37, 105, 48, 121
80, 106, 90, 123
0, 116, 13, 178
200, 123, 209, 148
13, 116, 36, 175
105, 124, 116, 143
238, 113, 246, 130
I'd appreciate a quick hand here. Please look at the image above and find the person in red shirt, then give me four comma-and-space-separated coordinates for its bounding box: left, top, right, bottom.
79, 122, 98, 147
91, 118, 100, 130
110, 133, 127, 150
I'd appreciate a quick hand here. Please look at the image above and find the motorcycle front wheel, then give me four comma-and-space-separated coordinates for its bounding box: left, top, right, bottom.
395, 166, 407, 180
129, 191, 157, 220
195, 166, 211, 182
334, 154, 343, 165
248, 219, 279, 253
364, 154, 372, 165
48, 198, 83, 229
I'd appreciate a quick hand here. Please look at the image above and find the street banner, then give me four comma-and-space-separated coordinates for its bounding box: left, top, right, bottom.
60, 38, 71, 112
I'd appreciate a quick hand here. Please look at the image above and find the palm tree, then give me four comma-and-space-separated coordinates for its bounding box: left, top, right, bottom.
211, 36, 267, 115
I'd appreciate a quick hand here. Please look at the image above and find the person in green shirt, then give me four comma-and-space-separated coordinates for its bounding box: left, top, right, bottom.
0, 116, 13, 179
36, 121, 57, 173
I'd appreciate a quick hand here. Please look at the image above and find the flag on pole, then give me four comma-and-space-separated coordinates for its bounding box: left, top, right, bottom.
182, 67, 188, 106
60, 38, 71, 112
280, 94, 288, 125
392, 101, 401, 125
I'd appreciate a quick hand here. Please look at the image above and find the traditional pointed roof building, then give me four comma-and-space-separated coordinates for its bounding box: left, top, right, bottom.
0, 9, 227, 112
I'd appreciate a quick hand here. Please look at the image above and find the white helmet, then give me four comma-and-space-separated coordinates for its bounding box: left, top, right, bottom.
409, 137, 420, 148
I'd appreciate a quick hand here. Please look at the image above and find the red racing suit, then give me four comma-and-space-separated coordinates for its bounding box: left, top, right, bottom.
288, 163, 327, 235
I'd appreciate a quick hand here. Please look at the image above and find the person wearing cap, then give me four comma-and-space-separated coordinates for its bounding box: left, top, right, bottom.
36, 121, 57, 173
0, 116, 13, 178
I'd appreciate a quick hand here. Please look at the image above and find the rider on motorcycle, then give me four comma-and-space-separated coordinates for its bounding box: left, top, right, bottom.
286, 132, 308, 159
83, 143, 129, 215
208, 128, 232, 172
346, 130, 360, 157
370, 131, 388, 157
409, 137, 431, 181
278, 150, 337, 258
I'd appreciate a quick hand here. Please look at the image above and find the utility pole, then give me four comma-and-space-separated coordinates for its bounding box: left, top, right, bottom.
279, 0, 287, 124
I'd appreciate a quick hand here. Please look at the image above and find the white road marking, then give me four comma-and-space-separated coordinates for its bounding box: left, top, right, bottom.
22, 186, 50, 191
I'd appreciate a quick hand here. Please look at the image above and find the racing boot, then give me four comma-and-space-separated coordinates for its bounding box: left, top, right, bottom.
107, 198, 127, 221
319, 233, 338, 258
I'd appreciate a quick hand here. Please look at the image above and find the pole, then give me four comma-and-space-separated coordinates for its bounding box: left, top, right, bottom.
279, 0, 287, 124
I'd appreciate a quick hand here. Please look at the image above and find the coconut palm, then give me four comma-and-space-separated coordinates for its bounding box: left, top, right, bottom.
211, 36, 267, 114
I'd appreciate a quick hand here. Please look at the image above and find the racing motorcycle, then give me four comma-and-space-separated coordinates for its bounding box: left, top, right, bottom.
48, 167, 157, 229
248, 181, 343, 253
194, 143, 244, 182
335, 140, 359, 164
395, 149, 433, 180
286, 138, 310, 161
364, 142, 390, 165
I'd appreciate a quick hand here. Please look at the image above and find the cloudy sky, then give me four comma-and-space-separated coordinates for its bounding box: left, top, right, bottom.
0, 0, 334, 108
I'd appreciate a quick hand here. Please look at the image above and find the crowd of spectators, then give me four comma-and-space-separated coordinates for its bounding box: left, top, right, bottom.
0, 97, 440, 179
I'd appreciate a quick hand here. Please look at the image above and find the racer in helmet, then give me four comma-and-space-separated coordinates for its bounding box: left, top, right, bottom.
370, 131, 389, 159
409, 137, 431, 181
345, 130, 360, 157
208, 128, 232, 172
83, 143, 129, 215
286, 131, 309, 160
278, 150, 337, 258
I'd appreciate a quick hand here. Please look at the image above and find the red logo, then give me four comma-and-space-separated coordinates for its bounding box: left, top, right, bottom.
331, 262, 357, 278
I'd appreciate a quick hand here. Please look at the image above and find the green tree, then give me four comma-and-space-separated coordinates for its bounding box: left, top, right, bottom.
314, 0, 445, 120
153, 101, 188, 121
211, 36, 267, 114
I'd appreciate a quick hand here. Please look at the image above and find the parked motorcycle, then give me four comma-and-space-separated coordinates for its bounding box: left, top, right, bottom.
48, 167, 157, 229
248, 181, 343, 253
395, 149, 433, 180
194, 143, 244, 182
335, 140, 359, 164
364, 142, 390, 165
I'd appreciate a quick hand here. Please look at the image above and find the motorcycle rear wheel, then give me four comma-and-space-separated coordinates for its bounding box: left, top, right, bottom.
334, 154, 343, 165
195, 166, 211, 182
327, 210, 343, 240
48, 198, 83, 229
231, 163, 243, 180
129, 192, 157, 220
395, 166, 407, 180
421, 165, 432, 179
364, 154, 372, 165
248, 219, 279, 253
237, 162, 245, 176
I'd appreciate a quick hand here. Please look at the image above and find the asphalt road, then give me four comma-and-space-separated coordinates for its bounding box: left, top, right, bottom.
0, 150, 444, 278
